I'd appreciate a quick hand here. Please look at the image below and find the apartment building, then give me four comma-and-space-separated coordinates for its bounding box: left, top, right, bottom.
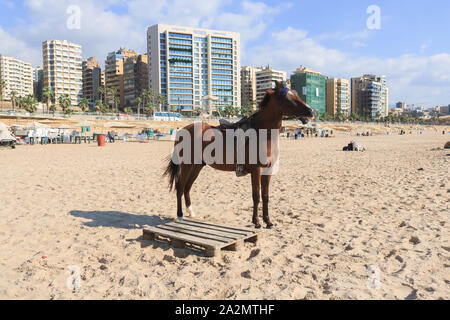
326, 78, 350, 116
351, 74, 389, 119
240, 66, 261, 108
82, 57, 102, 104
290, 66, 327, 116
42, 40, 83, 106
147, 24, 241, 113
255, 66, 286, 105
104, 48, 136, 110
33, 66, 44, 102
123, 54, 149, 110
0, 55, 33, 100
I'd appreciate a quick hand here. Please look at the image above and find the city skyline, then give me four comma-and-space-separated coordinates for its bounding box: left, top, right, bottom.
0, 0, 449, 108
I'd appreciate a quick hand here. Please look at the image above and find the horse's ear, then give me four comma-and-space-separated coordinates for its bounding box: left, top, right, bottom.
274, 81, 285, 95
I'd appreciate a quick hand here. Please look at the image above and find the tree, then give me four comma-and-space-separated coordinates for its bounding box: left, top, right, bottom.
125, 107, 133, 114
10, 90, 17, 110
0, 79, 6, 109
147, 89, 156, 106
144, 102, 155, 117
58, 94, 71, 114
49, 104, 57, 116
108, 86, 118, 113
114, 96, 120, 114
156, 94, 166, 112
94, 100, 103, 114
136, 96, 142, 119
42, 87, 54, 115
23, 94, 38, 114
240, 104, 254, 117
78, 98, 89, 113
98, 86, 105, 104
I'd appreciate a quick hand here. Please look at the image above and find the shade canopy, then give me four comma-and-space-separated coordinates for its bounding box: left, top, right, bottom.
104, 122, 136, 128
24, 121, 50, 129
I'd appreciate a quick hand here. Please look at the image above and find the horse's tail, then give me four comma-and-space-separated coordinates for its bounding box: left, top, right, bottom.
163, 154, 180, 192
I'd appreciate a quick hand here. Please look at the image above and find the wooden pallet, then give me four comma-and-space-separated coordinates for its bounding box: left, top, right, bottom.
142, 218, 261, 257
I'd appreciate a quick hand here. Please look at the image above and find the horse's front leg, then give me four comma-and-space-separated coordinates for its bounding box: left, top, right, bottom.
250, 167, 261, 228
261, 174, 273, 228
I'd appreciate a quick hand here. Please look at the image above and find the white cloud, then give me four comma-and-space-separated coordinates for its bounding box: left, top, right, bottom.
246, 27, 450, 107
0, 27, 41, 65
2, 1, 448, 106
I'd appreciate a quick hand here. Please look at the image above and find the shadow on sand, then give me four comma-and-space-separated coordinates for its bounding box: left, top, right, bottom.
69, 210, 205, 258
69, 210, 170, 229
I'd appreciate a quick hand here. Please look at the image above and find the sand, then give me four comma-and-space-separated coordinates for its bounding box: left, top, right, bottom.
0, 130, 449, 300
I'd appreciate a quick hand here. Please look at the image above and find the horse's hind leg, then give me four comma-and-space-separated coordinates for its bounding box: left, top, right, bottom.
184, 164, 204, 217
250, 167, 262, 228
176, 164, 194, 220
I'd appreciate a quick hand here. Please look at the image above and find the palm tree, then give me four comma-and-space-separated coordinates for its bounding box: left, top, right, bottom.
144, 101, 155, 117
49, 104, 57, 116
136, 96, 142, 119
147, 89, 155, 110
23, 94, 38, 114
98, 86, 105, 104
78, 98, 89, 113
108, 86, 118, 113
113, 96, 120, 114
42, 86, 54, 115
94, 100, 103, 114
0, 79, 6, 109
58, 94, 71, 114
156, 94, 166, 112
10, 90, 17, 110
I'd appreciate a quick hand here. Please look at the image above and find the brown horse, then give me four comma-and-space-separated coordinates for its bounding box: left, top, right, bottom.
164, 81, 314, 228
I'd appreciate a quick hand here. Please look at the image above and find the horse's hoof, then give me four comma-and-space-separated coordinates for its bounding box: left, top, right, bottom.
178, 216, 184, 222
254, 223, 262, 229
266, 223, 274, 229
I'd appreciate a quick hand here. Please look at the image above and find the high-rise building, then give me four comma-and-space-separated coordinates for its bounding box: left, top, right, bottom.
123, 54, 149, 111
105, 48, 137, 110
147, 24, 241, 113
326, 78, 350, 116
396, 102, 406, 110
255, 67, 286, 105
241, 66, 261, 108
42, 40, 82, 106
290, 66, 326, 116
33, 66, 44, 102
0, 55, 33, 100
351, 74, 389, 119
82, 57, 102, 105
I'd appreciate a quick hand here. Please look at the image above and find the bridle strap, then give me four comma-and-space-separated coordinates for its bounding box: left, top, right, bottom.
279, 87, 288, 106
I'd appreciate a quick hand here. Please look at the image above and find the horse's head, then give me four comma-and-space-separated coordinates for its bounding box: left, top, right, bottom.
273, 81, 315, 124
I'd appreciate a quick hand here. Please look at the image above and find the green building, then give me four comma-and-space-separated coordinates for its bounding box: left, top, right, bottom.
290, 66, 327, 116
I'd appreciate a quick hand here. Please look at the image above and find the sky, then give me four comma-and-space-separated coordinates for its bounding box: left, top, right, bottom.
0, 0, 449, 108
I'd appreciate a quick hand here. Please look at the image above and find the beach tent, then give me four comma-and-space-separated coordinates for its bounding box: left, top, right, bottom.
0, 121, 9, 130
24, 121, 50, 130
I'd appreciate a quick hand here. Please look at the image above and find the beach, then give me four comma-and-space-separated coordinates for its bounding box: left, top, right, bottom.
0, 130, 448, 300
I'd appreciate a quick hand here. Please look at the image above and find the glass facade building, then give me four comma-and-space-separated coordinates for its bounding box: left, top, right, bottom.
290, 67, 326, 116
147, 24, 240, 112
